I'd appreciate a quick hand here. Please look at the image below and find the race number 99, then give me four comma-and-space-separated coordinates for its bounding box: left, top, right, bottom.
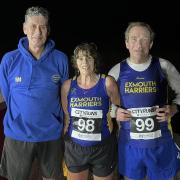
136, 118, 154, 132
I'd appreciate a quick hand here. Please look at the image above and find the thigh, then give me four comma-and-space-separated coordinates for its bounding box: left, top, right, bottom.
146, 141, 177, 180
93, 172, 113, 180
0, 137, 34, 180
91, 135, 117, 177
37, 138, 64, 178
118, 143, 146, 180
69, 169, 89, 180
64, 137, 89, 173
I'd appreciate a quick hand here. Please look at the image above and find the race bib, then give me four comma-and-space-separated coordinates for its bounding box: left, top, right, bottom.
71, 108, 102, 141
129, 106, 161, 140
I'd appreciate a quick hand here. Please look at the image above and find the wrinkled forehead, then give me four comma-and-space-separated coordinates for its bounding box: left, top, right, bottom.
25, 15, 48, 25
129, 26, 151, 38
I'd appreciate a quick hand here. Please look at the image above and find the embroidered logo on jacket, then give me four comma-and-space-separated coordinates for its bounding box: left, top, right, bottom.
15, 76, 22, 83
51, 74, 60, 83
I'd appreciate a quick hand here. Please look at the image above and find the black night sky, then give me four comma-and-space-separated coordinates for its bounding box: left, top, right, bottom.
0, 2, 180, 180
0, 0, 179, 75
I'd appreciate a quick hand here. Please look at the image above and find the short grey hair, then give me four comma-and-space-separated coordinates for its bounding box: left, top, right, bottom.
125, 22, 155, 43
25, 6, 49, 24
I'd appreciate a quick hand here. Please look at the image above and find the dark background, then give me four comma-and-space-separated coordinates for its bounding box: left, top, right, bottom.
0, 1, 180, 179
0, 0, 179, 76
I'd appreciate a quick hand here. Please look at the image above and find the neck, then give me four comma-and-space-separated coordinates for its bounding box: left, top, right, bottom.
29, 46, 44, 60
77, 73, 99, 89
129, 56, 149, 64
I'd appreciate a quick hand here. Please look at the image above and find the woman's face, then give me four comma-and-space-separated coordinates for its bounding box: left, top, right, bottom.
76, 50, 95, 75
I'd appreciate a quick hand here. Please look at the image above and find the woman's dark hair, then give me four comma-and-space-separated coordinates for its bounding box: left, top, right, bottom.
71, 42, 101, 75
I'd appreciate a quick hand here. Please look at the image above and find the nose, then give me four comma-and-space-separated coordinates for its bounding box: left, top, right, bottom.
34, 26, 42, 35
135, 40, 143, 48
82, 57, 88, 64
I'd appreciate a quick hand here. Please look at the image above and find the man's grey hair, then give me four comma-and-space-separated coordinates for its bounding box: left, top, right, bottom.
125, 22, 155, 43
25, 6, 50, 24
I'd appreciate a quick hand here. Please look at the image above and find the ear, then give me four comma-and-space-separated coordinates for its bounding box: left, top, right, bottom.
23, 23, 27, 35
125, 39, 129, 50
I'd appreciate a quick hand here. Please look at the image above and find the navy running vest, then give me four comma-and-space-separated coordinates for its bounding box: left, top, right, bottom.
118, 58, 172, 147
67, 74, 113, 146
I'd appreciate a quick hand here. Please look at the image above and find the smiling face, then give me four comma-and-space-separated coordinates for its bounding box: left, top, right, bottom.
76, 50, 95, 75
72, 43, 99, 76
126, 25, 153, 63
23, 15, 49, 50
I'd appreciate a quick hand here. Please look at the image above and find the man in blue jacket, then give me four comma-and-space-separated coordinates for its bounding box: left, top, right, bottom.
0, 6, 69, 180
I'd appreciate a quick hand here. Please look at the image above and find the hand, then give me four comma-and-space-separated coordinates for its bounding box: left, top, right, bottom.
116, 107, 132, 121
156, 105, 177, 122
156, 105, 171, 122
170, 104, 179, 117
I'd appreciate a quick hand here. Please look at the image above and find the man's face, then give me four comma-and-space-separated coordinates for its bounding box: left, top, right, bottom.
126, 26, 153, 63
23, 15, 49, 50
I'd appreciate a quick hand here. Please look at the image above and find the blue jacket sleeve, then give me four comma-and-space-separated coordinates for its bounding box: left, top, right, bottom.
0, 54, 10, 103
59, 53, 69, 84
